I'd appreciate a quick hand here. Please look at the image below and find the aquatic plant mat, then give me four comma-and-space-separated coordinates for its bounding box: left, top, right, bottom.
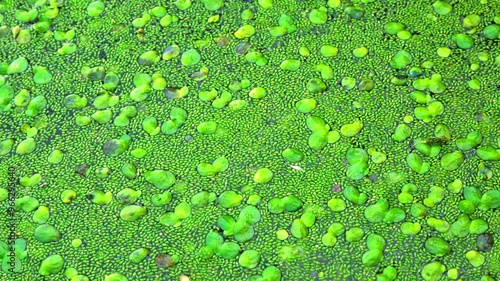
0, 0, 499, 280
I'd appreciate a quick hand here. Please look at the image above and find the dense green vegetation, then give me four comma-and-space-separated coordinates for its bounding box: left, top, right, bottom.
0, 0, 499, 280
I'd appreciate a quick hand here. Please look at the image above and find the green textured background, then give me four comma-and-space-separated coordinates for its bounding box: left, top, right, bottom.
0, 0, 499, 280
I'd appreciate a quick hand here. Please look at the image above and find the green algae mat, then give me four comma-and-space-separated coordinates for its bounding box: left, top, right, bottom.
1, 0, 500, 280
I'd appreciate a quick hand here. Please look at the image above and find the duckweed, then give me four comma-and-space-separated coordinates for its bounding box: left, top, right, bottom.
345, 227, 364, 242
340, 120, 363, 137
238, 250, 261, 269
280, 59, 301, 71
1, 0, 499, 280
120, 205, 147, 222
425, 237, 450, 256
253, 168, 273, 183
282, 148, 304, 162
218, 191, 242, 208
181, 49, 201, 66
421, 261, 446, 281
309, 8, 327, 25
440, 151, 464, 171
234, 25, 256, 39
320, 45, 338, 57
39, 254, 64, 276
327, 198, 346, 212
144, 170, 176, 189
249, 87, 267, 99
87, 1, 105, 17
290, 218, 308, 238
197, 121, 218, 134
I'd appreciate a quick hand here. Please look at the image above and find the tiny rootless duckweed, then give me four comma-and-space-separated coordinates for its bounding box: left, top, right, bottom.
0, 0, 498, 280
